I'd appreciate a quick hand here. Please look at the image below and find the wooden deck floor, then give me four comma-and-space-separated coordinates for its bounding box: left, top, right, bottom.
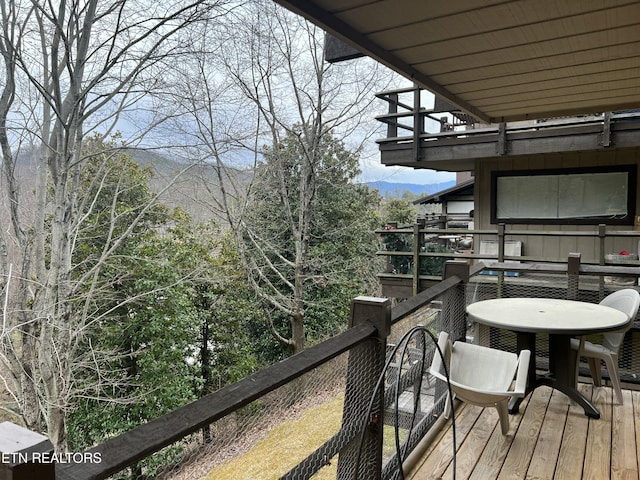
407, 383, 640, 480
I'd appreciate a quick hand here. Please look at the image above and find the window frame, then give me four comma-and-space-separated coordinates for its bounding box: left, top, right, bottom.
490, 165, 637, 225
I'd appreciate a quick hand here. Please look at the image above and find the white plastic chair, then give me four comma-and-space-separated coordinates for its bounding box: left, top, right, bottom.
430, 331, 530, 435
571, 288, 640, 404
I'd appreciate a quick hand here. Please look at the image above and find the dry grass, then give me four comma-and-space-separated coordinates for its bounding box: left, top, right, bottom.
203, 395, 344, 480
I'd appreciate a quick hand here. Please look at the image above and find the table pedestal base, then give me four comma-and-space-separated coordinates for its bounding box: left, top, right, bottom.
509, 375, 600, 419
508, 332, 600, 419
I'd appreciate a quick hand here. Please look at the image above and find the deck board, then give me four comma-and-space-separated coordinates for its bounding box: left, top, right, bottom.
442, 408, 497, 479
497, 386, 550, 480
584, 387, 612, 480
468, 395, 530, 480
611, 390, 638, 480
526, 389, 567, 480
406, 384, 640, 480
554, 383, 590, 480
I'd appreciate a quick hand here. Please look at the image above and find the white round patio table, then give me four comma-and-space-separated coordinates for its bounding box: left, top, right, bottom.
467, 297, 630, 419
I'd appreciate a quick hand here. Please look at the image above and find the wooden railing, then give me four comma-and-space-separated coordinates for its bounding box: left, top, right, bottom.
378, 222, 640, 297
6, 256, 640, 479
0, 265, 469, 480
57, 319, 379, 480
375, 85, 640, 147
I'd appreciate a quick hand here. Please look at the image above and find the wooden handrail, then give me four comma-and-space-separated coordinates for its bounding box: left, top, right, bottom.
482, 260, 640, 278
391, 275, 462, 324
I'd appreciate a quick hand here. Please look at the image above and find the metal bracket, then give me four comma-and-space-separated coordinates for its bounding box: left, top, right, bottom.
600, 112, 612, 147
497, 122, 507, 154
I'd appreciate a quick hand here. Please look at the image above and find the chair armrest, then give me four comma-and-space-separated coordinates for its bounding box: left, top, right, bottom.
513, 349, 531, 396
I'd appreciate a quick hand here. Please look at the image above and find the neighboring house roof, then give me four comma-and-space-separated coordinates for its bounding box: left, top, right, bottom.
274, 1, 640, 124
413, 178, 474, 205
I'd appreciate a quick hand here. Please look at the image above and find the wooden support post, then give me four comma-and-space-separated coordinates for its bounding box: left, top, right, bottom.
412, 85, 422, 162
601, 112, 611, 147
388, 93, 398, 139
497, 223, 506, 297
442, 261, 470, 342
567, 253, 581, 300
0, 422, 55, 480
598, 224, 607, 266
337, 297, 390, 480
413, 223, 421, 296
598, 224, 607, 296
497, 122, 507, 154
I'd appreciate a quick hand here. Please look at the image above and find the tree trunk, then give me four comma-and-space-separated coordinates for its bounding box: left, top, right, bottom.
291, 311, 305, 355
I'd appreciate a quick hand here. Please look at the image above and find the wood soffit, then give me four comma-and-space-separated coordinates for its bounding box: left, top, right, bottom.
274, 0, 640, 124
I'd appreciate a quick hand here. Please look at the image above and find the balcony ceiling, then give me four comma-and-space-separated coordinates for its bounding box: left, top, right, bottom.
274, 0, 640, 124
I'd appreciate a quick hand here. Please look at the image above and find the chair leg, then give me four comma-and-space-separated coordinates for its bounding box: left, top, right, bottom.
443, 391, 454, 419
604, 354, 623, 404
496, 399, 510, 435
587, 357, 602, 386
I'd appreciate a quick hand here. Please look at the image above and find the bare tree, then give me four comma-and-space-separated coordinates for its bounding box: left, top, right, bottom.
171, 1, 391, 354
0, 0, 228, 452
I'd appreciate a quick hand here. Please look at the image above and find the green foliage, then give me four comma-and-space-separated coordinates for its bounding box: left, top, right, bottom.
380, 229, 447, 276
200, 234, 262, 390
381, 197, 416, 224
380, 226, 412, 274
67, 137, 260, 467
66, 128, 386, 471
244, 126, 382, 354
68, 139, 195, 446
419, 243, 448, 276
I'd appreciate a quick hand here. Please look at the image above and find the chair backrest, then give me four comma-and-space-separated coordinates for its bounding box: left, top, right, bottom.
448, 340, 519, 392
599, 289, 640, 351
430, 331, 520, 394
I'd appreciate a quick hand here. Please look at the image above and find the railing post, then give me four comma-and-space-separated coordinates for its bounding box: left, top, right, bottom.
497, 122, 507, 154
598, 224, 607, 265
412, 84, 422, 162
442, 261, 470, 342
497, 223, 506, 297
412, 221, 424, 296
598, 224, 607, 296
601, 112, 611, 147
387, 93, 398, 138
567, 252, 581, 300
337, 297, 391, 480
0, 422, 55, 480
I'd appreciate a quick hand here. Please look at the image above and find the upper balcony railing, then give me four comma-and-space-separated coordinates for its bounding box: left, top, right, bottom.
375, 86, 640, 169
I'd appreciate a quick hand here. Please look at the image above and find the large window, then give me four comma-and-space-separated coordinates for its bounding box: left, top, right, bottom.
491, 165, 636, 225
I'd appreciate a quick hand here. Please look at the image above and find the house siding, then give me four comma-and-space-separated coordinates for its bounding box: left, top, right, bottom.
475, 148, 640, 263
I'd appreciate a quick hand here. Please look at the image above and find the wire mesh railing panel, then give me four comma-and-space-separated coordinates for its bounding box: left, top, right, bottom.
467, 273, 640, 385
111, 353, 352, 480
380, 285, 467, 480
381, 323, 443, 480
332, 336, 386, 480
